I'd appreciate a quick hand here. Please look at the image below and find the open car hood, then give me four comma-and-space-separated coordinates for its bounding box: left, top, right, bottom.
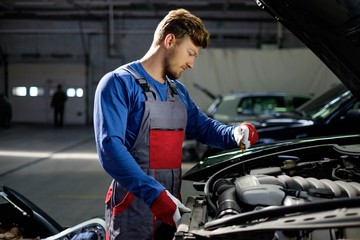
256, 0, 360, 100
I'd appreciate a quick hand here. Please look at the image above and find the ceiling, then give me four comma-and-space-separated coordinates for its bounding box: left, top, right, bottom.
0, 0, 289, 53
0, 0, 272, 22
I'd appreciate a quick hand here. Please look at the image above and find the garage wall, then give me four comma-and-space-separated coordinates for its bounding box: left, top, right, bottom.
8, 63, 86, 125
181, 48, 341, 111
3, 48, 341, 123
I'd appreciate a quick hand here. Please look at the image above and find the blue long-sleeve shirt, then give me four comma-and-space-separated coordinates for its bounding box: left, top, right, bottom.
93, 61, 238, 206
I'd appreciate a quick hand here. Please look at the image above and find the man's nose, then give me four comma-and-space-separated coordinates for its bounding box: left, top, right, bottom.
187, 60, 194, 69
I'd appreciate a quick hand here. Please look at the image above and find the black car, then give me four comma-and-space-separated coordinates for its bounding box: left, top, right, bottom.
176, 0, 360, 239
195, 82, 360, 160
253, 83, 360, 144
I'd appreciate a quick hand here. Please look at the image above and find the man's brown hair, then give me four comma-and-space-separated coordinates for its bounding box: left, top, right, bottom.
154, 9, 210, 48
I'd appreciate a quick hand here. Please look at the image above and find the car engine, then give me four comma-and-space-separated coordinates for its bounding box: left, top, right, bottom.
176, 144, 360, 240
213, 174, 360, 220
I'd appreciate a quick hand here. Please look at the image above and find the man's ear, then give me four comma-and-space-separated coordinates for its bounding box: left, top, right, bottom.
164, 33, 176, 48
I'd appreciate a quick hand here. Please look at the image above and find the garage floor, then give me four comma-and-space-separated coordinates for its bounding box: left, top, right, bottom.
0, 124, 197, 228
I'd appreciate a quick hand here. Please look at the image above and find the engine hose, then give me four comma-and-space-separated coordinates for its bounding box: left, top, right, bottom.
204, 163, 243, 212
216, 186, 242, 219
213, 178, 234, 196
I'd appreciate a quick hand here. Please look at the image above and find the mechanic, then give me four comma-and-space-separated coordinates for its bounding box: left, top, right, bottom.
93, 8, 258, 240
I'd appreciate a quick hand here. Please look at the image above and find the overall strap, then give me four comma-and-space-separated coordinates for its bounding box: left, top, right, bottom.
166, 79, 179, 102
121, 65, 156, 100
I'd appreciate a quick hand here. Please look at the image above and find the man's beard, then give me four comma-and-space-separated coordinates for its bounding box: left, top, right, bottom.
166, 70, 181, 80
164, 54, 182, 80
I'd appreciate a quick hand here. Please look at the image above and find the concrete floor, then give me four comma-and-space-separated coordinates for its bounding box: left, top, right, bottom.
0, 124, 197, 228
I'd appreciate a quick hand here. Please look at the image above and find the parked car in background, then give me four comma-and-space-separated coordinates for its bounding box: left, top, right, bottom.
176, 0, 360, 239
253, 83, 360, 144
207, 91, 312, 124
197, 82, 360, 160
0, 93, 12, 128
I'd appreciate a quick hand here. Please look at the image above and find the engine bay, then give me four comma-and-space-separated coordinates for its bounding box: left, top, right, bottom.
176, 144, 360, 240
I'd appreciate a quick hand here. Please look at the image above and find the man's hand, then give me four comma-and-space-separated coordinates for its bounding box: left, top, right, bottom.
234, 122, 258, 151
150, 190, 191, 228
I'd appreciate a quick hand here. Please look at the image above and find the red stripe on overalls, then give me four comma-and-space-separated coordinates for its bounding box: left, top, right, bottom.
112, 192, 135, 216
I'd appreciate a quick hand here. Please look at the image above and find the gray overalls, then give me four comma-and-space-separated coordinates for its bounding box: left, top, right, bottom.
105, 66, 187, 240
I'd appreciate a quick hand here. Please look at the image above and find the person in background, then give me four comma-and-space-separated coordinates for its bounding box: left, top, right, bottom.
93, 8, 258, 240
51, 84, 67, 128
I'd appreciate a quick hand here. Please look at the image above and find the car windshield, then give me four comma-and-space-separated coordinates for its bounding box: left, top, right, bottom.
212, 95, 289, 123
213, 95, 310, 121
238, 96, 288, 114
297, 84, 352, 120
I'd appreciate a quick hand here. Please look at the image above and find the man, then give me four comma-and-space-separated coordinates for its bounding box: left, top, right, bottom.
93, 9, 258, 240
51, 84, 67, 128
